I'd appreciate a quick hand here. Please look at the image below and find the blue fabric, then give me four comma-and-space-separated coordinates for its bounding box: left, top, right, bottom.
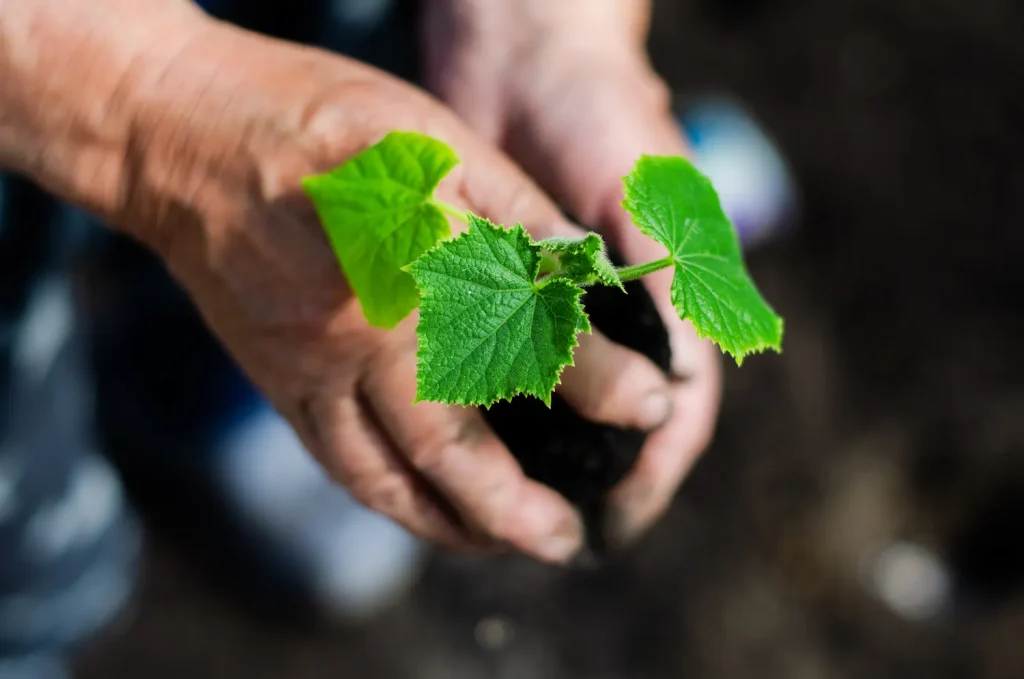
0, 182, 140, 659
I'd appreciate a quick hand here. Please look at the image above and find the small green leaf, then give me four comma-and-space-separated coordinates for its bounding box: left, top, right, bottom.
622, 155, 784, 362
406, 216, 588, 407
537, 234, 624, 290
302, 131, 459, 328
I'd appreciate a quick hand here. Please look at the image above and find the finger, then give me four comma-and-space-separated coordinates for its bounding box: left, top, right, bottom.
642, 266, 703, 379
435, 126, 584, 242
556, 329, 674, 431
360, 332, 584, 564
466, 94, 701, 378
603, 332, 721, 549
434, 128, 684, 432
588, 124, 724, 545
293, 389, 485, 551
581, 131, 712, 380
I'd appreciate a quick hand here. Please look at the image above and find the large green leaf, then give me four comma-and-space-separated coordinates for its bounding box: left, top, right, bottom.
302, 131, 458, 328
622, 155, 784, 362
406, 216, 588, 407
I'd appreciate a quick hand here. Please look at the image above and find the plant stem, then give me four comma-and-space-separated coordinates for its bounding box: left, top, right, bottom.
616, 257, 673, 282
432, 199, 470, 224
538, 251, 558, 276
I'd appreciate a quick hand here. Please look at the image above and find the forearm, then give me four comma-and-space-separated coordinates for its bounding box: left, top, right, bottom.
422, 0, 652, 48
0, 0, 204, 222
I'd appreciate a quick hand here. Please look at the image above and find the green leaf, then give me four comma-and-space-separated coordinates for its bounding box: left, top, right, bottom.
622, 155, 784, 362
406, 216, 588, 407
537, 234, 624, 290
302, 131, 459, 328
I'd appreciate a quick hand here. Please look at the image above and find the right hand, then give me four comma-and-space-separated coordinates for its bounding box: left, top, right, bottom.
23, 5, 684, 563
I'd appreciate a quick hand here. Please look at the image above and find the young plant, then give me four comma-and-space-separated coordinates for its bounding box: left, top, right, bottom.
303, 131, 783, 407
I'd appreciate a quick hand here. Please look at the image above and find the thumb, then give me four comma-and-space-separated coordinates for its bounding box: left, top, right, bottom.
567, 115, 702, 378
432, 122, 583, 242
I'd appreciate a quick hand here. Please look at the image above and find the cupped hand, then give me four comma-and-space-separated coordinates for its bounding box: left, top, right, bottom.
423, 0, 723, 548
99, 13, 688, 563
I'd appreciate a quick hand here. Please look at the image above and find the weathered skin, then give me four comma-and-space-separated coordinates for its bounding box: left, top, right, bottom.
0, 0, 720, 564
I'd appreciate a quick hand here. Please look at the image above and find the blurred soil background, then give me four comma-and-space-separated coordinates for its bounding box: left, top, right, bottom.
75, 0, 1024, 677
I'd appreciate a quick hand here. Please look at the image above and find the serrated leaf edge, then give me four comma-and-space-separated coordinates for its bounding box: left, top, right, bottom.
669, 272, 784, 365
404, 216, 589, 408
622, 154, 785, 363
681, 309, 785, 366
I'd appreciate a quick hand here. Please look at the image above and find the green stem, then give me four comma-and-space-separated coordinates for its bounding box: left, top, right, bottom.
431, 198, 470, 224
538, 251, 559, 276
615, 257, 673, 282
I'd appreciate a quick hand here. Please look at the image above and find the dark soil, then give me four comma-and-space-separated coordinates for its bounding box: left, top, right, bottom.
75, 0, 1024, 678
485, 266, 671, 555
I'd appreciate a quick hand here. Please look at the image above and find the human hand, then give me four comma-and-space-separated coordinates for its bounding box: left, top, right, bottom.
5, 1, 696, 563
423, 0, 723, 548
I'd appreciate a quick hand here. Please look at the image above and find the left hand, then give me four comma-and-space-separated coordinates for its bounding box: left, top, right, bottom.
422, 0, 723, 548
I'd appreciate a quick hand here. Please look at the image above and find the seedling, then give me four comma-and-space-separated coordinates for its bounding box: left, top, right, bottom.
303, 131, 783, 407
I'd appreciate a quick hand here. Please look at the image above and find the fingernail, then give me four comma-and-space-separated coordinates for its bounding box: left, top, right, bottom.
603, 482, 655, 552
603, 508, 644, 553
637, 389, 674, 431
538, 530, 582, 564
598, 510, 630, 553
532, 513, 583, 564
519, 495, 582, 564
569, 546, 602, 571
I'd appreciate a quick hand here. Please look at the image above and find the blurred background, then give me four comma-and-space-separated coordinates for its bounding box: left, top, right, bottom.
6, 0, 1020, 677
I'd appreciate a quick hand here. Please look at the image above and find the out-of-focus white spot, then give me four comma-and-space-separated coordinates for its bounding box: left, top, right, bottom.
11, 277, 73, 383
219, 409, 326, 521
331, 0, 393, 28
474, 615, 515, 651
24, 456, 121, 561
863, 540, 950, 621
313, 508, 424, 620
683, 97, 797, 247
218, 408, 425, 620
0, 455, 21, 523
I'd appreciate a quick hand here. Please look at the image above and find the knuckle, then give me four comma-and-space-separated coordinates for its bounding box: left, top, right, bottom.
371, 328, 418, 367
407, 436, 460, 478
405, 417, 492, 478
503, 181, 538, 222
470, 476, 519, 535
579, 362, 641, 422
407, 435, 522, 536
295, 80, 384, 161
348, 472, 410, 520
483, 506, 523, 544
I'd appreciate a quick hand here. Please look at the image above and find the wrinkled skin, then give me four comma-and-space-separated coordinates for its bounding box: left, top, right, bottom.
0, 0, 720, 563
423, 0, 722, 546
